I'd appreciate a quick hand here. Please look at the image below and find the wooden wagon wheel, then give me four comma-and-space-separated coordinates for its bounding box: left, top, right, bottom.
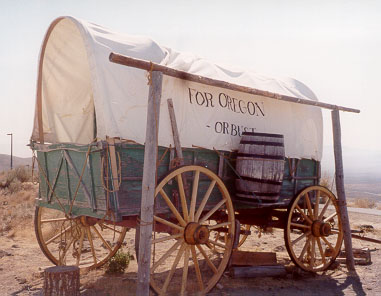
150, 165, 235, 295
284, 186, 343, 272
34, 206, 128, 269
209, 223, 250, 252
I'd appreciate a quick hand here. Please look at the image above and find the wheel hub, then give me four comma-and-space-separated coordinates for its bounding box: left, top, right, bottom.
184, 222, 210, 245
311, 220, 331, 237
79, 216, 97, 227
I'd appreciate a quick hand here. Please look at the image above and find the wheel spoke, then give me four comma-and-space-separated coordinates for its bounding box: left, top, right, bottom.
310, 237, 316, 268
162, 242, 187, 294
91, 225, 112, 252
41, 217, 70, 223
59, 235, 76, 264
207, 222, 231, 230
181, 246, 191, 295
99, 223, 123, 234
323, 212, 337, 223
290, 222, 311, 230
176, 174, 189, 223
316, 237, 326, 265
299, 235, 311, 261
199, 199, 226, 223
86, 226, 97, 265
152, 233, 183, 244
207, 239, 226, 249
321, 236, 335, 253
318, 198, 331, 220
76, 228, 85, 266
46, 224, 74, 245
305, 193, 314, 218
158, 189, 187, 227
291, 231, 310, 246
189, 170, 200, 222
151, 239, 183, 272
196, 244, 218, 274
314, 191, 320, 219
154, 215, 184, 232
194, 180, 216, 222
295, 205, 313, 224
191, 245, 204, 291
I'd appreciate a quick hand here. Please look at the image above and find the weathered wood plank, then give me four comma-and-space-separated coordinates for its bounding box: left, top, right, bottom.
109, 53, 360, 114
331, 109, 355, 272
137, 71, 163, 296
231, 251, 277, 266
63, 150, 94, 211
167, 99, 183, 165
230, 265, 286, 278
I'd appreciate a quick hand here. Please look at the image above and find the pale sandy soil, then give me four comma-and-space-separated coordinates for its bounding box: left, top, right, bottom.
0, 187, 380, 295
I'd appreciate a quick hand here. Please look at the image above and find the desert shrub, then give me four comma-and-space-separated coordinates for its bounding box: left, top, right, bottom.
320, 171, 332, 189
0, 167, 32, 193
8, 180, 22, 194
15, 166, 32, 183
4, 170, 17, 187
354, 198, 376, 209
105, 249, 131, 274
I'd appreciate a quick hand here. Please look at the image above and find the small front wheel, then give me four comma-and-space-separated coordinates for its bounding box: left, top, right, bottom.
284, 186, 343, 272
34, 206, 128, 269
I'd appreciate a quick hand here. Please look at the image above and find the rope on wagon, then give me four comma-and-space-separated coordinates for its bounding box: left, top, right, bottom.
146, 61, 154, 85
31, 152, 39, 185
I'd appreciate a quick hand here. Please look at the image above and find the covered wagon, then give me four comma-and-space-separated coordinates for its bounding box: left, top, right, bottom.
31, 16, 358, 295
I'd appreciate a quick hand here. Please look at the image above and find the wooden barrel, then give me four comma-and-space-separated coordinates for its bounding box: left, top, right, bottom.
235, 132, 285, 203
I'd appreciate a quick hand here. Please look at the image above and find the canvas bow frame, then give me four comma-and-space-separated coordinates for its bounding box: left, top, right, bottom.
108, 53, 361, 294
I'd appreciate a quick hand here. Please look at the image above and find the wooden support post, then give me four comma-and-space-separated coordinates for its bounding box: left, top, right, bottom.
167, 98, 184, 165
43, 266, 80, 296
331, 109, 356, 273
137, 71, 163, 295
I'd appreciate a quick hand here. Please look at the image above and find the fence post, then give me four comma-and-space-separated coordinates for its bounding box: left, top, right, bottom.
137, 71, 163, 295
331, 109, 356, 273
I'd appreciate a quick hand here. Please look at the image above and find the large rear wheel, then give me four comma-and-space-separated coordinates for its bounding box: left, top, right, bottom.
149, 165, 235, 295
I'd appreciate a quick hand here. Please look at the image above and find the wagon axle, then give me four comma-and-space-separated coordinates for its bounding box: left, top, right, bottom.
311, 220, 332, 237
184, 222, 210, 245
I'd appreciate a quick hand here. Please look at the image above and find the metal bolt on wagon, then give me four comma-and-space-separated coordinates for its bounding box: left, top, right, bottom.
31, 16, 359, 295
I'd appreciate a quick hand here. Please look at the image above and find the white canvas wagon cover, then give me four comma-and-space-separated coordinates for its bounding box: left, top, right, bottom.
32, 16, 323, 160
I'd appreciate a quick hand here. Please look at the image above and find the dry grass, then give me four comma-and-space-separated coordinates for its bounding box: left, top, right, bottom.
354, 198, 377, 209
0, 182, 38, 237
320, 171, 333, 190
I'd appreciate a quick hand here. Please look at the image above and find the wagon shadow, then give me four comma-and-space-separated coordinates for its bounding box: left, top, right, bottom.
213, 268, 366, 296
80, 267, 366, 296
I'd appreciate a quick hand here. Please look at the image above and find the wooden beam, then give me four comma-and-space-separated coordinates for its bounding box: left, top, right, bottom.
167, 99, 184, 165
110, 53, 360, 114
231, 251, 277, 266
230, 265, 286, 278
331, 109, 356, 273
137, 71, 163, 295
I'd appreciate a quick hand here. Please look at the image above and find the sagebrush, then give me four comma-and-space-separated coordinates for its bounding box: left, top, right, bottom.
105, 249, 131, 274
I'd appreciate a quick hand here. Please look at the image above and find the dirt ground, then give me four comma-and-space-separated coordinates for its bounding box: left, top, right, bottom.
0, 206, 380, 296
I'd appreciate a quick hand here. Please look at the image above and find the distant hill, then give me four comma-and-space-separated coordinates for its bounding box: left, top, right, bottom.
321, 146, 381, 183
0, 154, 32, 172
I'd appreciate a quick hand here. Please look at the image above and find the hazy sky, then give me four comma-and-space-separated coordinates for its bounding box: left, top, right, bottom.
0, 0, 380, 167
